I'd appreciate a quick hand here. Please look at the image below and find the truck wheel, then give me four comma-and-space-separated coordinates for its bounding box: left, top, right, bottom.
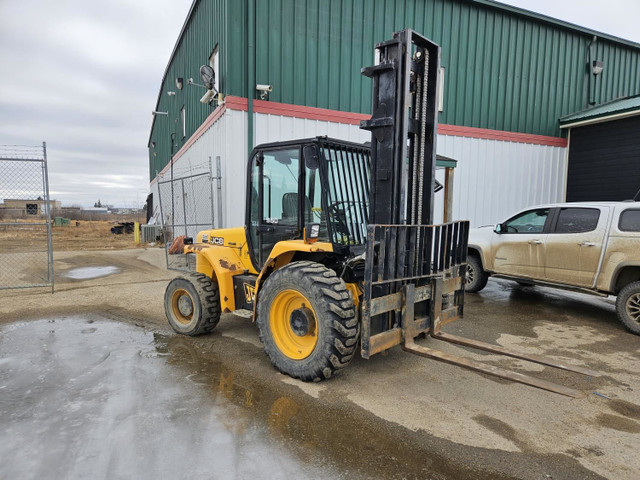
465, 255, 489, 293
615, 281, 640, 335
164, 273, 221, 336
257, 261, 359, 381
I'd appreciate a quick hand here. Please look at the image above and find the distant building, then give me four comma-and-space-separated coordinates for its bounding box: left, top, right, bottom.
0, 198, 61, 216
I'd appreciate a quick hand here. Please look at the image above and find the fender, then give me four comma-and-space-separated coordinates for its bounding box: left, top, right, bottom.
184, 243, 246, 313
467, 244, 490, 271
251, 240, 334, 320
608, 261, 640, 294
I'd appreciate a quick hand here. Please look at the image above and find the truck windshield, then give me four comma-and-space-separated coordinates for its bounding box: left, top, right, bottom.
321, 144, 371, 246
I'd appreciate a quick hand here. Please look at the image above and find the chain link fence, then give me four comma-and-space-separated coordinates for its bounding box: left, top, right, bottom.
0, 143, 54, 291
157, 161, 219, 272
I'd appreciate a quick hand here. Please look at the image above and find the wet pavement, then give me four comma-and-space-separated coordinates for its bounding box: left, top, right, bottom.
1, 315, 508, 480
0, 316, 341, 480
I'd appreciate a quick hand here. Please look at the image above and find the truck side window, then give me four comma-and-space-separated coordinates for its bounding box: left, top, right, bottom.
619, 209, 640, 232
554, 208, 600, 234
503, 209, 549, 234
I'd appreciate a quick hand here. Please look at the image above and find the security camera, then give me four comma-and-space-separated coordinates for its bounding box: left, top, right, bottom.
256, 84, 273, 99
200, 89, 216, 104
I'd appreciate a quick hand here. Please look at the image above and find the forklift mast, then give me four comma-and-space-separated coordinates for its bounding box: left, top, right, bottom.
362, 29, 440, 227
358, 30, 470, 359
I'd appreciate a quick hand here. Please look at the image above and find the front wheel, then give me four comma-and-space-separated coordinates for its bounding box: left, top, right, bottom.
615, 281, 640, 335
164, 273, 221, 336
465, 255, 489, 293
257, 261, 359, 381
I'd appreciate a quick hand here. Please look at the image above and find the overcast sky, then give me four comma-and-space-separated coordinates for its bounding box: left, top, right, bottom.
0, 0, 638, 207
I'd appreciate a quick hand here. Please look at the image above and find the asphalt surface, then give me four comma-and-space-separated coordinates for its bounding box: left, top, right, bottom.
1, 248, 638, 479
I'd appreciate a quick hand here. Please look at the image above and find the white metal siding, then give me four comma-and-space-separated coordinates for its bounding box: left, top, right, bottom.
254, 113, 370, 145
434, 135, 567, 226
152, 110, 567, 230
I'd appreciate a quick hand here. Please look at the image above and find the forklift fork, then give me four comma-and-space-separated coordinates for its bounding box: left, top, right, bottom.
400, 281, 597, 399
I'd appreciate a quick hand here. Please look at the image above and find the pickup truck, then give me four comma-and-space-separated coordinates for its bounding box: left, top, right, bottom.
466, 202, 640, 335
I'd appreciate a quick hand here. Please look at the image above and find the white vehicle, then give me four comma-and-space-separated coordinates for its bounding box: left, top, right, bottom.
466, 202, 640, 334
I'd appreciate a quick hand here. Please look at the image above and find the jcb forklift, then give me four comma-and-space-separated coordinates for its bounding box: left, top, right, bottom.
165, 30, 595, 397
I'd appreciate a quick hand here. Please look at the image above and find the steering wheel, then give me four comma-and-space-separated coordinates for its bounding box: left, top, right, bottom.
329, 202, 350, 236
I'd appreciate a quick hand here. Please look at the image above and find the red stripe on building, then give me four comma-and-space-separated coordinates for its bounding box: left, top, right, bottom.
437, 124, 568, 147
253, 99, 369, 125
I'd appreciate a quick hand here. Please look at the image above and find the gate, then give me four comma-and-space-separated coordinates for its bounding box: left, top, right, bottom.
0, 143, 54, 291
157, 160, 219, 272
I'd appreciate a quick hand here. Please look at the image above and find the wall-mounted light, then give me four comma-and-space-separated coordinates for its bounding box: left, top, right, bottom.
151, 141, 156, 148
592, 60, 604, 76
176, 78, 184, 90
151, 111, 168, 116
167, 91, 176, 96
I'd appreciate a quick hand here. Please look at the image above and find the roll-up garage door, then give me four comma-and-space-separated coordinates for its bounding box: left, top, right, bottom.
566, 115, 640, 202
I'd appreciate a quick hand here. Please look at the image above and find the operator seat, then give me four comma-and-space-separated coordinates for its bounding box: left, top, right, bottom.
282, 192, 312, 224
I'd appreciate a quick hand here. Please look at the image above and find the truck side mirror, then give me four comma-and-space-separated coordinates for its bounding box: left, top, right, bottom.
494, 223, 503, 234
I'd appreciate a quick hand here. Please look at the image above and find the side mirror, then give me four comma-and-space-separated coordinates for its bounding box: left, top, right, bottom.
494, 223, 503, 234
303, 145, 320, 170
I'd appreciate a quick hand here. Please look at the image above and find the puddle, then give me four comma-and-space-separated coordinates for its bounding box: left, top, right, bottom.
0, 317, 338, 480
63, 266, 120, 280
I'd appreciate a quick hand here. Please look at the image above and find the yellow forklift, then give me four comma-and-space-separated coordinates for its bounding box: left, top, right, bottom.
165, 29, 595, 396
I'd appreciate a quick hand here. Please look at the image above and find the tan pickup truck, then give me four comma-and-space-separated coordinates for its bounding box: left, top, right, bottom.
466, 202, 640, 334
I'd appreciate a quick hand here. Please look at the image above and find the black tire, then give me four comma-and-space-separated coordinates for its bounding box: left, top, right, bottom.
257, 261, 359, 382
615, 281, 640, 335
164, 273, 221, 336
465, 255, 489, 293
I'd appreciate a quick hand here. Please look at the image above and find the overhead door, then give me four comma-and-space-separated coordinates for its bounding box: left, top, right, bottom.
566, 115, 640, 202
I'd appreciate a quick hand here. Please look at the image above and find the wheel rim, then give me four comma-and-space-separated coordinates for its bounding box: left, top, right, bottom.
625, 292, 640, 324
171, 288, 194, 325
465, 265, 474, 285
269, 289, 318, 360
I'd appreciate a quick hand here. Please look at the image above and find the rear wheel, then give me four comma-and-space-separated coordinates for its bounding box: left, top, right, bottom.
465, 255, 489, 293
615, 281, 640, 335
257, 261, 359, 381
164, 273, 221, 336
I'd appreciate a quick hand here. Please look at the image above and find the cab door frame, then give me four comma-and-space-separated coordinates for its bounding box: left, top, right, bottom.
245, 145, 304, 270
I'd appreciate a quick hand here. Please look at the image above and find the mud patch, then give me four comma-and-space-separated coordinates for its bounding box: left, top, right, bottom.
472, 415, 532, 451
63, 266, 120, 280
595, 414, 640, 433
607, 399, 640, 421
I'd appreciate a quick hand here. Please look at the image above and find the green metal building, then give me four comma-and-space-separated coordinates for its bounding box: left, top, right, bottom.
149, 0, 640, 228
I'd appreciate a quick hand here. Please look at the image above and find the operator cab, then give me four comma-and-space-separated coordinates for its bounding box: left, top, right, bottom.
245, 137, 371, 269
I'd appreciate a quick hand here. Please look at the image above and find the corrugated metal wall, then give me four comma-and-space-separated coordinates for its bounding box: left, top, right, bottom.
148, 0, 230, 181
150, 0, 640, 181
151, 110, 248, 229
250, 0, 640, 137
434, 134, 567, 226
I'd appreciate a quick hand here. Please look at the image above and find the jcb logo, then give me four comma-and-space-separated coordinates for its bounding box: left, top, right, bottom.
211, 237, 224, 246
244, 283, 256, 303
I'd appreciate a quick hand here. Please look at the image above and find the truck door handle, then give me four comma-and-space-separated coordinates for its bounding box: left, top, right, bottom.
528, 240, 543, 245
579, 241, 596, 247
